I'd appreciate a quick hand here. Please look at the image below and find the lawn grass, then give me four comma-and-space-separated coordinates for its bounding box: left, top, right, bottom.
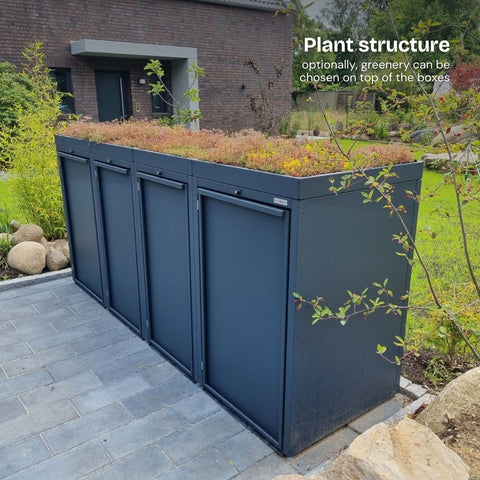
0, 176, 27, 231
406, 168, 480, 353
290, 109, 346, 133
335, 138, 383, 151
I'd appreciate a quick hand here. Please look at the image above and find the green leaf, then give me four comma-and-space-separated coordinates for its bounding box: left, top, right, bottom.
376, 344, 387, 355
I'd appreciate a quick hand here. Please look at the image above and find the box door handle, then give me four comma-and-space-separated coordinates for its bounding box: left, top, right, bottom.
94, 161, 128, 175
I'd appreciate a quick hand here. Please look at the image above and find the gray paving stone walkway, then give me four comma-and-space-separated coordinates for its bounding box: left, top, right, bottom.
0, 275, 431, 480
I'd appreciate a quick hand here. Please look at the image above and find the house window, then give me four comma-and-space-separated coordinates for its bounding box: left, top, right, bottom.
150, 61, 173, 116
50, 68, 75, 114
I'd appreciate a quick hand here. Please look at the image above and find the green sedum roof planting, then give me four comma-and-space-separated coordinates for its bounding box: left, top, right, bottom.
62, 120, 415, 177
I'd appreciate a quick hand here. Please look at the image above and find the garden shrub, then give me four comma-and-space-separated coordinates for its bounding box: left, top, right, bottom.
0, 42, 65, 239
0, 61, 35, 167
450, 62, 480, 93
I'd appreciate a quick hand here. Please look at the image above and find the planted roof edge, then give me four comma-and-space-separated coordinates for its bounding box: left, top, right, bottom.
188, 0, 289, 11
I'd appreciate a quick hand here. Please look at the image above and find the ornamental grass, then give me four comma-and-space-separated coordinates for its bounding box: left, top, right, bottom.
62, 120, 414, 177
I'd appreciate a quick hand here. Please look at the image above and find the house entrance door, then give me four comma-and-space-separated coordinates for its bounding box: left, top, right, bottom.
95, 71, 130, 122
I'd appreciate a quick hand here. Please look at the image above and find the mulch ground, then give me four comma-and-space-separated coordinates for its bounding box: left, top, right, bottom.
0, 261, 23, 281
402, 349, 477, 391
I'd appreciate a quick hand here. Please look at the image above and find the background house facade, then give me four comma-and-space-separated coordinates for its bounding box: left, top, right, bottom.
1, 0, 292, 130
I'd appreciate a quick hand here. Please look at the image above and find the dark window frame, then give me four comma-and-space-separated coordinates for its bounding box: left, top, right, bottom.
50, 67, 75, 114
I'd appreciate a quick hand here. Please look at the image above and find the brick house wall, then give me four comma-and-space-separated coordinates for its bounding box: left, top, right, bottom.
0, 0, 292, 131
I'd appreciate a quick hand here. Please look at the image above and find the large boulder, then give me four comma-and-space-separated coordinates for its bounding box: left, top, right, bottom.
11, 223, 44, 245
54, 238, 70, 262
431, 125, 476, 146
416, 367, 480, 436
7, 241, 46, 275
275, 476, 325, 480
9, 219, 22, 232
410, 128, 436, 145
322, 418, 469, 480
45, 242, 69, 271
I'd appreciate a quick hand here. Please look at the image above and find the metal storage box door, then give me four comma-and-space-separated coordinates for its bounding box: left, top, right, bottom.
57, 149, 103, 302
94, 160, 142, 335
56, 135, 422, 456
137, 172, 194, 375
198, 189, 290, 448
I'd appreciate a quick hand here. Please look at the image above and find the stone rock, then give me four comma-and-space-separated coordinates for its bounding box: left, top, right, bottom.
54, 238, 70, 262
431, 125, 476, 146
11, 223, 44, 245
410, 128, 436, 145
45, 242, 69, 271
274, 476, 326, 480
9, 219, 22, 232
416, 367, 480, 436
323, 418, 469, 480
40, 236, 49, 246
422, 151, 479, 171
0, 232, 10, 242
274, 476, 305, 480
422, 153, 451, 170
7, 241, 46, 275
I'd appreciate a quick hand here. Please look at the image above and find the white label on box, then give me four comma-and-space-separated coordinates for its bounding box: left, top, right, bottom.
273, 197, 288, 206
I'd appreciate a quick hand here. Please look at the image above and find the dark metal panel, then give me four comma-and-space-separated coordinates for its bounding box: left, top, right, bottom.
91, 142, 133, 163
133, 149, 192, 175
193, 160, 301, 198
55, 135, 91, 158
283, 178, 421, 455
297, 161, 424, 199
95, 163, 141, 334
58, 153, 103, 301
199, 190, 289, 447
137, 172, 193, 375
197, 178, 293, 209
194, 157, 424, 201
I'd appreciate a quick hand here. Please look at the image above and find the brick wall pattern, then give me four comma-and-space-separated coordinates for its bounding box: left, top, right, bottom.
1, 0, 293, 130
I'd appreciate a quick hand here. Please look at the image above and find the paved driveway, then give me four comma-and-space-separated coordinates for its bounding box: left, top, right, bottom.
0, 275, 425, 479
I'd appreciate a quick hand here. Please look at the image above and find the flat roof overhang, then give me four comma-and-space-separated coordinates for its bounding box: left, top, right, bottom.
70, 39, 197, 60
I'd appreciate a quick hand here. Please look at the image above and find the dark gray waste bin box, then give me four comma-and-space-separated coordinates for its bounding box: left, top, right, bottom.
56, 135, 422, 456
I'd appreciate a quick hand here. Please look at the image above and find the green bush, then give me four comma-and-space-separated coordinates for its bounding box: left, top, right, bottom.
0, 42, 65, 239
0, 62, 35, 167
279, 113, 300, 138
0, 62, 33, 129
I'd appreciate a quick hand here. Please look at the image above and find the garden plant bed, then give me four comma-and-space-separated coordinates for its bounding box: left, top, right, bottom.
402, 349, 477, 391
